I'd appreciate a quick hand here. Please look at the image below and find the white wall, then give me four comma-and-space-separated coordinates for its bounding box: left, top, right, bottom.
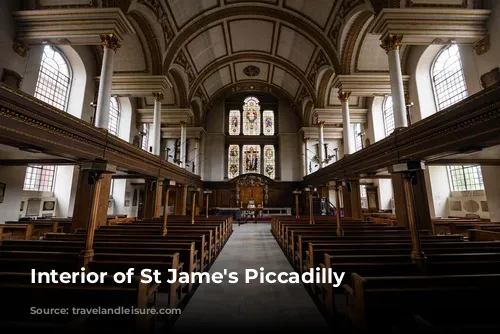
482, 166, 500, 222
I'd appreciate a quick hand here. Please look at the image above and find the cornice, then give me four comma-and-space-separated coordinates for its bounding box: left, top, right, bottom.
12, 8, 136, 45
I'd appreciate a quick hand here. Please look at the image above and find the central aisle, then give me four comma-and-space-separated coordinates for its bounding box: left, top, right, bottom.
170, 223, 330, 333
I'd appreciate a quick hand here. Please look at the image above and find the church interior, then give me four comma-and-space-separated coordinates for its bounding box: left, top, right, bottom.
1, 0, 500, 333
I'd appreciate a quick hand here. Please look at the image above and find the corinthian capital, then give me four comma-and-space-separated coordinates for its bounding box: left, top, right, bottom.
338, 90, 351, 102
380, 34, 403, 53
153, 92, 164, 102
100, 34, 122, 52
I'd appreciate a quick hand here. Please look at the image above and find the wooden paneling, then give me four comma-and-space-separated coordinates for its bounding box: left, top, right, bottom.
204, 181, 297, 208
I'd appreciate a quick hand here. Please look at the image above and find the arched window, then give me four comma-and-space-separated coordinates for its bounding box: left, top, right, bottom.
108, 97, 120, 136
432, 44, 468, 111
226, 96, 276, 179
383, 96, 395, 137
26, 45, 72, 192
242, 97, 261, 135
431, 46, 482, 190
34, 45, 71, 111
353, 123, 363, 151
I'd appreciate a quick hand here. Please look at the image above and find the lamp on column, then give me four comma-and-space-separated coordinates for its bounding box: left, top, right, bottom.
89, 101, 97, 126
292, 189, 302, 219
203, 189, 212, 219
188, 187, 201, 224
406, 102, 414, 126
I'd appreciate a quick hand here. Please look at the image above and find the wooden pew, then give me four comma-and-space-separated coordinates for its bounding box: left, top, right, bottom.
0, 272, 159, 334
287, 229, 434, 264
43, 233, 209, 272
295, 235, 464, 271
322, 252, 500, 315
469, 229, 500, 241
93, 225, 221, 253
0, 239, 198, 292
344, 273, 500, 332
0, 223, 38, 240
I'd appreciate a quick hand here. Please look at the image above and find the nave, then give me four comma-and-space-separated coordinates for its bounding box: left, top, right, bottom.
171, 223, 330, 333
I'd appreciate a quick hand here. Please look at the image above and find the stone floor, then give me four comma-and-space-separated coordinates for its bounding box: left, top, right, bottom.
169, 223, 330, 333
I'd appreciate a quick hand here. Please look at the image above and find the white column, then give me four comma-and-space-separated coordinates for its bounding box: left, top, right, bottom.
339, 90, 355, 155
381, 34, 407, 129
152, 92, 163, 156
180, 121, 187, 168
318, 121, 325, 168
194, 137, 200, 174
95, 34, 121, 129
304, 137, 309, 176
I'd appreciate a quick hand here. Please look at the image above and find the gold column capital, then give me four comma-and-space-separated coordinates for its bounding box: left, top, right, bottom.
303, 136, 310, 142
338, 90, 351, 102
13, 39, 29, 57
380, 34, 403, 53
153, 92, 164, 102
180, 120, 187, 127
317, 120, 325, 128
100, 34, 121, 52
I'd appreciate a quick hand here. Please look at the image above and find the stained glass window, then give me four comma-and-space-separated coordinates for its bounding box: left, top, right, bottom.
242, 145, 260, 174
34, 45, 71, 111
108, 97, 120, 136
263, 110, 274, 136
229, 110, 240, 135
242, 97, 261, 135
263, 145, 275, 179
228, 145, 240, 179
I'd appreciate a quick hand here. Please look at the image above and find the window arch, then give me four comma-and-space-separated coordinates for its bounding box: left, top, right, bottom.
34, 45, 72, 111
108, 97, 120, 136
431, 44, 468, 111
383, 96, 395, 137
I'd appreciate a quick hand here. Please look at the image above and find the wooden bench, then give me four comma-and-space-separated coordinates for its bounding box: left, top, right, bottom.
0, 272, 159, 334
321, 252, 500, 315
344, 273, 500, 332
42, 233, 209, 272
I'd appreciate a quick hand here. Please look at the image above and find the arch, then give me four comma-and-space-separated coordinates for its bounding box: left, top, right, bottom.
186, 53, 316, 105
128, 10, 162, 75
316, 68, 334, 108
168, 69, 188, 108
162, 7, 341, 74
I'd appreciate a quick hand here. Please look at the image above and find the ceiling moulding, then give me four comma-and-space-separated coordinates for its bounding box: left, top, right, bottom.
370, 8, 491, 45
332, 74, 409, 96
95, 75, 172, 97
160, 127, 206, 139
12, 8, 135, 45
299, 127, 343, 140
314, 108, 368, 124
137, 108, 194, 125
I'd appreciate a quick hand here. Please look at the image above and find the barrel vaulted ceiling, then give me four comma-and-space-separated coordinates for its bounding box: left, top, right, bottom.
32, 0, 469, 126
